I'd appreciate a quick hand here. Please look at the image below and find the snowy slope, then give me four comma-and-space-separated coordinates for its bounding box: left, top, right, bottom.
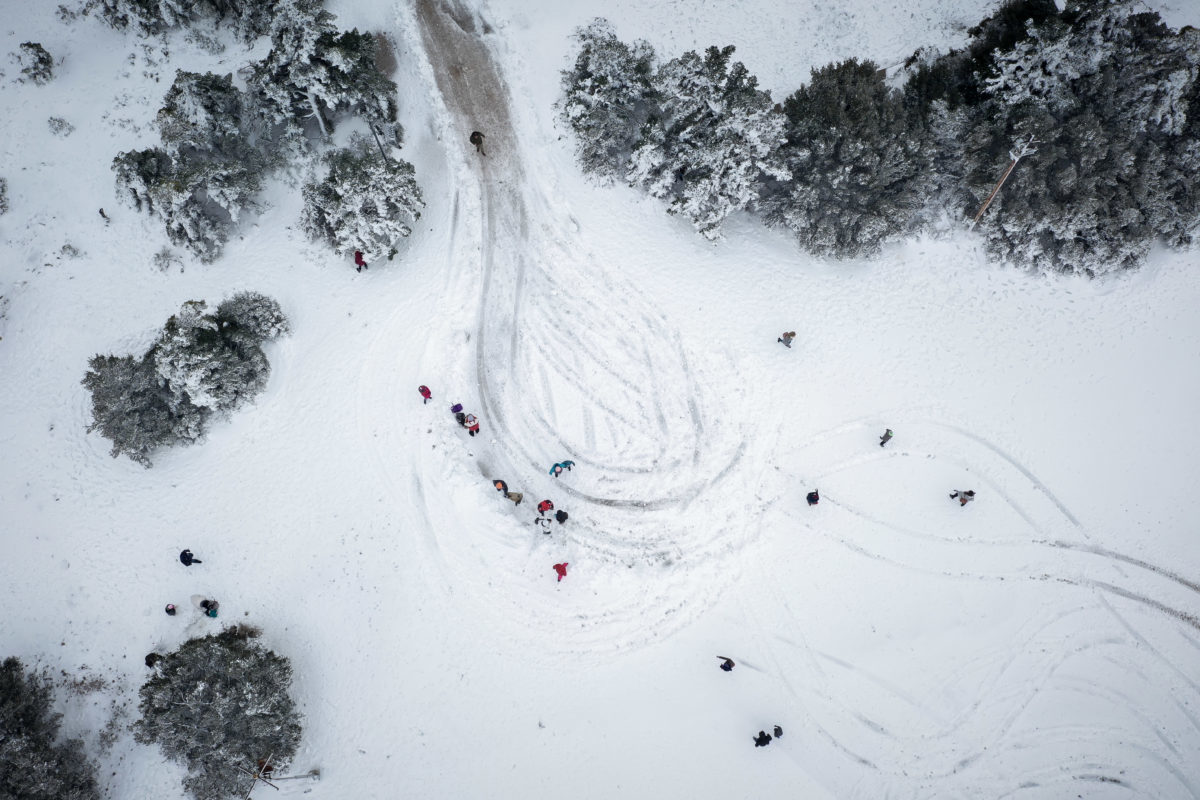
2, 0, 1199, 798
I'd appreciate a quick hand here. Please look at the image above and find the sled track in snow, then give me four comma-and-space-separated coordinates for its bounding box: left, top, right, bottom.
742, 416, 1200, 797
399, 0, 754, 659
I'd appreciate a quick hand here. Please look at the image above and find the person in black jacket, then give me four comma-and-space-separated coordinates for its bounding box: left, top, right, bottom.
718, 656, 735, 672
179, 549, 201, 566
754, 731, 772, 747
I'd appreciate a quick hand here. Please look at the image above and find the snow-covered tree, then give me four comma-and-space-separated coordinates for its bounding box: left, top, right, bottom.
83, 295, 288, 466
301, 136, 423, 259
0, 657, 102, 800
559, 19, 659, 181
89, 0, 278, 42
762, 59, 926, 258
133, 627, 303, 800
952, 0, 1200, 274
628, 45, 789, 239
16, 42, 54, 84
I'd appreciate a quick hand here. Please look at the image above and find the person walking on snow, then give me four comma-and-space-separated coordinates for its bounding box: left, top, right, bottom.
553, 562, 568, 582
555, 510, 568, 524
179, 549, 201, 566
950, 490, 976, 506
419, 385, 431, 404
537, 499, 554, 516
807, 490, 819, 506
465, 414, 480, 437
549, 460, 576, 477
470, 130, 486, 156
354, 250, 367, 272
718, 656, 735, 672
778, 331, 796, 348
535, 517, 552, 533
774, 725, 783, 738
455, 411, 467, 426
880, 428, 893, 447
506, 492, 524, 506
754, 731, 772, 747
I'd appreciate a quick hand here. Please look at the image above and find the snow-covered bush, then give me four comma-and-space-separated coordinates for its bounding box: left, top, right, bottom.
629, 45, 788, 239
762, 59, 926, 258
559, 19, 659, 181
89, 0, 278, 42
48, 116, 75, 137
16, 42, 54, 85
82, 295, 288, 466
0, 657, 102, 800
301, 136, 423, 259
133, 627, 303, 800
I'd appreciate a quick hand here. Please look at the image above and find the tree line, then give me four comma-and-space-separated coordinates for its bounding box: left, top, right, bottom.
560, 0, 1200, 276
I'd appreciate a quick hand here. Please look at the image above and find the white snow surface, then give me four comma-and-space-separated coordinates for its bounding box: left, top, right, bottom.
2, 0, 1200, 798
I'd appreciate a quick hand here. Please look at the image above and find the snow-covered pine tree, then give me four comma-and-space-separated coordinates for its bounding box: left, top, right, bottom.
16, 42, 54, 85
89, 0, 278, 41
762, 58, 926, 258
133, 627, 302, 800
954, 0, 1200, 274
628, 45, 788, 239
0, 657, 102, 800
216, 291, 291, 342
301, 135, 423, 260
81, 352, 189, 466
559, 19, 659, 181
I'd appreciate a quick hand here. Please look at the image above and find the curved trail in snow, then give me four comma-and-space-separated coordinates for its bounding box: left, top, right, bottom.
392, 0, 754, 659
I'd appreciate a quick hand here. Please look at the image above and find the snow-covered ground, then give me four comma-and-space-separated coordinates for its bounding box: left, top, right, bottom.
2, 0, 1199, 798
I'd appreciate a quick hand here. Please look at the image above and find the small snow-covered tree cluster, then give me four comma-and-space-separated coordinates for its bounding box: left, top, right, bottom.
301, 135, 423, 259
0, 657, 102, 800
88, 0, 277, 43
113, 70, 266, 261
15, 42, 54, 84
561, 24, 787, 239
82, 292, 289, 467
762, 59, 927, 258
134, 626, 302, 800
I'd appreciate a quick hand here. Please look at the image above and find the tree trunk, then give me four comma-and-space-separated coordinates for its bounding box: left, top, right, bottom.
307, 91, 329, 139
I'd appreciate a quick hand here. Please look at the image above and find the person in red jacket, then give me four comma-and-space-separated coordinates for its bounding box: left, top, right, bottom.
354, 250, 367, 272
419, 385, 431, 404
537, 499, 554, 516
464, 413, 480, 437
553, 562, 568, 581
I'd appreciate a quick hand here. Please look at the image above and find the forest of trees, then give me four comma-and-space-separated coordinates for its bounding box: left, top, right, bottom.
560, 0, 1200, 275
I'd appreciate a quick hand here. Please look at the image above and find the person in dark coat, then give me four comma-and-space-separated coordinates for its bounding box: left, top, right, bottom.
879, 428, 893, 447
537, 499, 554, 516
555, 510, 568, 524
806, 490, 819, 506
950, 490, 976, 506
773, 725, 783, 738
419, 385, 432, 404
145, 652, 163, 668
354, 250, 367, 272
164, 603, 177, 616
754, 731, 772, 747
718, 656, 735, 672
553, 562, 568, 581
179, 549, 201, 566
778, 331, 796, 348
455, 411, 467, 426
199, 599, 219, 618
469, 130, 486, 156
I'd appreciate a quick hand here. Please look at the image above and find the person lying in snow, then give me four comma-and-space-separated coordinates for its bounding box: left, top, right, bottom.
950, 490, 976, 506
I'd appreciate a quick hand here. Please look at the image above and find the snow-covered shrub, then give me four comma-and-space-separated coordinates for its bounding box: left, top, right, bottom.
559, 19, 659, 181
216, 291, 291, 341
301, 136, 423, 259
16, 42, 54, 84
48, 116, 75, 137
0, 657, 102, 800
762, 59, 927, 258
628, 45, 789, 239
133, 627, 302, 800
82, 295, 289, 466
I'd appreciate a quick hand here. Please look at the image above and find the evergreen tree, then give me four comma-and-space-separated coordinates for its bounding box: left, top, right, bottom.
0, 657, 102, 800
953, 0, 1200, 274
763, 59, 927, 258
559, 19, 659, 181
88, 0, 279, 41
133, 627, 302, 800
628, 45, 788, 239
301, 136, 423, 259
16, 43, 54, 85
216, 291, 291, 342
81, 352, 192, 466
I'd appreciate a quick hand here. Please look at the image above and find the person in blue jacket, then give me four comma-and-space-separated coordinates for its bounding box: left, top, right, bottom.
549, 460, 576, 477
